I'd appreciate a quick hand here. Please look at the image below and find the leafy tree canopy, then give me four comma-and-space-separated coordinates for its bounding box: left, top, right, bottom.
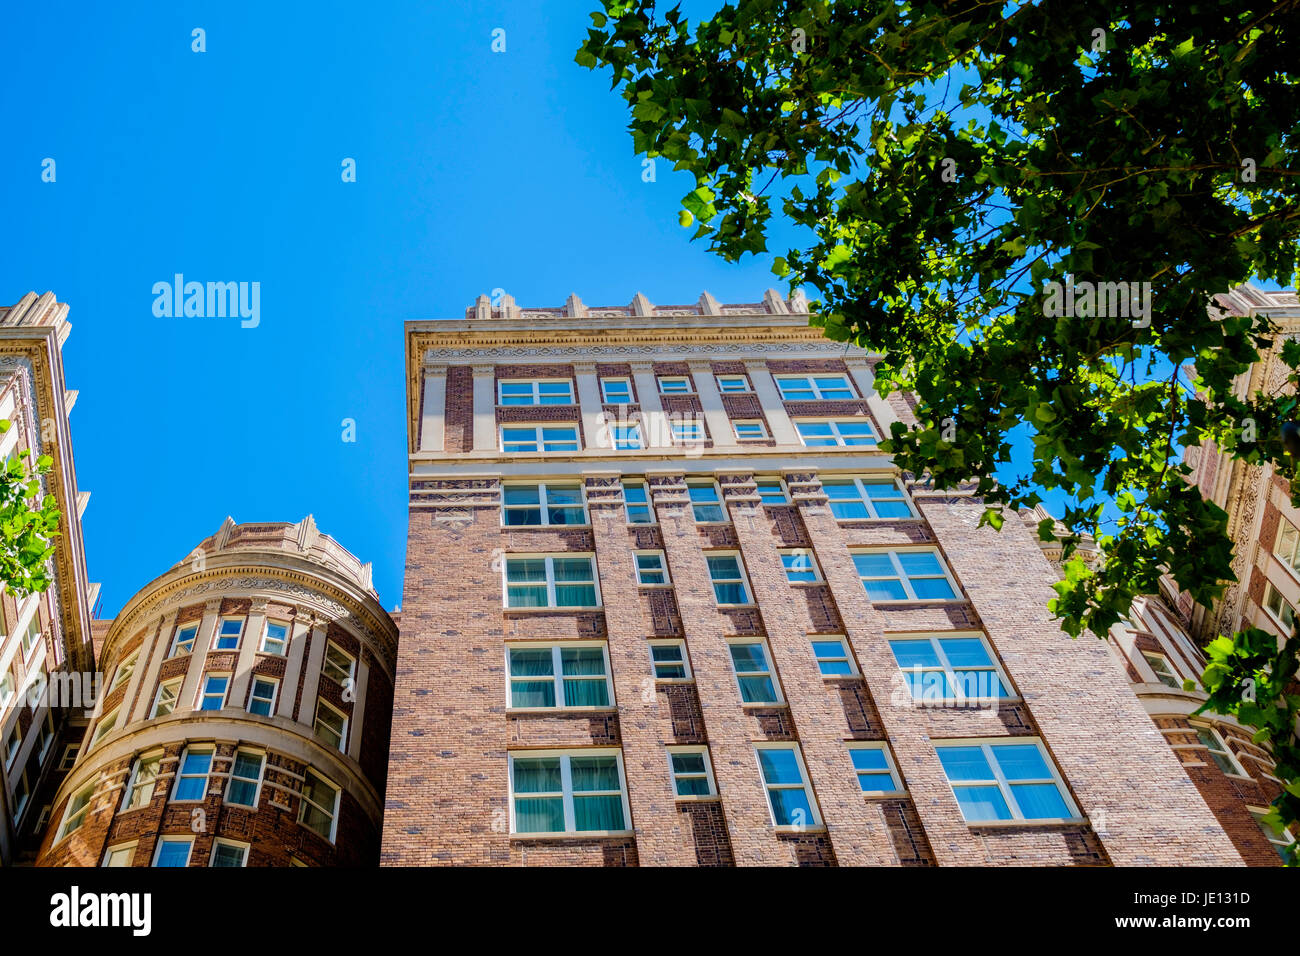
579, 0, 1300, 853
0, 420, 60, 597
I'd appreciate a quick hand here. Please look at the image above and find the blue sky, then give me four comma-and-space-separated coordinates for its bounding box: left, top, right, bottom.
0, 1, 805, 616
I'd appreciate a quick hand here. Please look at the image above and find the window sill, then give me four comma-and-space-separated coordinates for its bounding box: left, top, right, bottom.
741, 701, 788, 711
966, 817, 1089, 829
867, 599, 964, 607
505, 706, 617, 715
510, 830, 634, 841
654, 677, 695, 685
862, 791, 909, 800
715, 603, 756, 610
673, 794, 720, 803
636, 583, 674, 589
774, 824, 827, 835
500, 524, 593, 531
503, 606, 604, 613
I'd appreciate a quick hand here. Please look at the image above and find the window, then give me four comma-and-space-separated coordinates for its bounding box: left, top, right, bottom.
670, 419, 705, 443
507, 644, 612, 709
173, 748, 213, 801
4, 723, 19, 768
1142, 651, 1181, 688
688, 482, 725, 522
1275, 519, 1300, 574
936, 739, 1076, 823
716, 374, 750, 393
314, 699, 348, 751
622, 480, 654, 524
853, 549, 958, 602
734, 420, 768, 440
322, 642, 356, 684
214, 618, 244, 650
649, 641, 690, 680
504, 555, 599, 608
708, 554, 752, 605
1249, 808, 1297, 862
56, 783, 95, 840
888, 634, 1012, 701
794, 419, 878, 447
21, 612, 41, 659
499, 379, 575, 406
848, 744, 905, 795
634, 552, 670, 585
226, 750, 265, 807
611, 424, 643, 450
299, 770, 340, 841
1264, 583, 1295, 630
0, 667, 13, 709
12, 767, 31, 819
500, 425, 580, 453
57, 744, 79, 772
152, 678, 182, 717
780, 550, 821, 583
775, 374, 855, 401
260, 621, 289, 655
92, 707, 119, 745
502, 483, 587, 526
657, 376, 693, 394
667, 747, 717, 797
152, 837, 194, 867
756, 745, 818, 827
102, 844, 136, 867
198, 674, 229, 711
211, 840, 249, 867
823, 477, 914, 519
122, 753, 161, 811
247, 677, 278, 716
812, 638, 854, 676
110, 651, 138, 691
509, 750, 630, 834
170, 623, 199, 657
1194, 725, 1246, 776
600, 378, 632, 404
729, 642, 779, 703
755, 478, 788, 505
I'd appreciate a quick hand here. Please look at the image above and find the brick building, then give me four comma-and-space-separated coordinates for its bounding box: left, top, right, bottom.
35, 515, 398, 867
382, 291, 1243, 866
0, 293, 96, 866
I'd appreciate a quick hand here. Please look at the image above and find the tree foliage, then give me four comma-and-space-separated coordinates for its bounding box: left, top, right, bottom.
0, 420, 60, 598
579, 0, 1300, 856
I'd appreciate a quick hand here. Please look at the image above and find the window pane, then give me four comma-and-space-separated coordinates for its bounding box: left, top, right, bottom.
952, 785, 1012, 822
552, 558, 593, 582
768, 787, 813, 826
904, 669, 954, 699
737, 675, 777, 703
515, 797, 565, 832
675, 775, 712, 796
1009, 783, 1071, 819
936, 746, 994, 782
512, 758, 562, 793
911, 578, 957, 600
503, 486, 541, 505
858, 773, 899, 793
573, 795, 625, 831
990, 744, 1052, 781
511, 680, 555, 708
561, 648, 605, 676
850, 749, 889, 772
506, 559, 547, 582
707, 556, 742, 579
154, 841, 191, 867
939, 639, 992, 667
730, 644, 767, 672
889, 640, 942, 668
757, 749, 804, 785
897, 552, 944, 576
510, 648, 553, 676
852, 553, 896, 577
569, 756, 620, 791
864, 580, 909, 601
671, 752, 707, 775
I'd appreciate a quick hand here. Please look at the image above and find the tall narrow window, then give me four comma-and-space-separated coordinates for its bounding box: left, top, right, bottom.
172, 748, 213, 801
1194, 725, 1246, 776
152, 837, 194, 867
152, 678, 182, 717
649, 641, 690, 680
260, 621, 289, 655
322, 642, 356, 684
729, 642, 779, 703
110, 651, 138, 691
755, 745, 818, 827
622, 480, 654, 524
707, 554, 752, 605
247, 677, 278, 716
210, 840, 249, 867
634, 552, 670, 585
667, 747, 717, 797
299, 770, 340, 841
1142, 651, 1180, 688
226, 751, 265, 807
122, 753, 162, 811
170, 623, 199, 657
314, 699, 348, 752
214, 619, 244, 650
198, 674, 229, 711
847, 744, 904, 794
56, 783, 95, 840
600, 378, 632, 404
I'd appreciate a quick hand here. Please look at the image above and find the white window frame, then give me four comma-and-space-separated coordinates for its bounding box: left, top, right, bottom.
779, 549, 822, 583
611, 423, 643, 450
259, 620, 289, 656
1141, 651, 1181, 688
499, 424, 581, 453
775, 374, 856, 401
887, 632, 1016, 703
152, 678, 183, 718
622, 480, 655, 524
298, 769, 341, 843
934, 737, 1080, 824
688, 481, 726, 523
754, 742, 821, 829
1248, 806, 1297, 859
1191, 722, 1249, 777
505, 641, 614, 711
670, 419, 706, 444
56, 782, 95, 841
793, 418, 879, 447
502, 554, 602, 609
172, 746, 214, 802
649, 640, 691, 681
600, 377, 633, 404
322, 642, 356, 685
1274, 518, 1300, 576
57, 744, 79, 772
501, 482, 589, 527
210, 838, 251, 868
497, 378, 576, 406
852, 548, 961, 603
728, 639, 782, 704
507, 748, 633, 836
121, 750, 163, 812
1263, 582, 1295, 631
811, 636, 856, 676
19, 603, 42, 662
91, 707, 119, 746
666, 745, 718, 799
755, 478, 789, 505
225, 749, 266, 808
109, 650, 138, 691
715, 374, 751, 393
197, 673, 230, 711
152, 835, 195, 867
169, 623, 199, 657
4, 723, 21, 769
213, 617, 244, 651
314, 698, 349, 752
247, 676, 279, 716
657, 375, 694, 395
733, 419, 769, 441
821, 476, 916, 519
102, 842, 138, 867
634, 551, 671, 586
707, 552, 753, 606
846, 742, 906, 796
